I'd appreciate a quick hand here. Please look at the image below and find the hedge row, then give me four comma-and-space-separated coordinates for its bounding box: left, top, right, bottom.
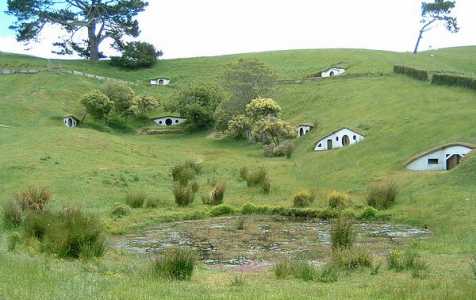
431, 73, 476, 90
393, 65, 429, 81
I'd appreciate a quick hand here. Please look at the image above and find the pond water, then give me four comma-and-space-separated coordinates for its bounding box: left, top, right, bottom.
111, 216, 430, 271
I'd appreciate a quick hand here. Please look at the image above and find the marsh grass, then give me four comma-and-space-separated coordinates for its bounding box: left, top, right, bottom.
367, 181, 398, 210
2, 199, 23, 228
173, 184, 195, 207
153, 247, 196, 280
126, 191, 146, 208
293, 190, 315, 208
16, 186, 51, 212
387, 248, 428, 278
330, 217, 354, 250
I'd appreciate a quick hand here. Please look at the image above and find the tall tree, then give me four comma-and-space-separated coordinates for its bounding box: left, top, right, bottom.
413, 0, 459, 54
6, 0, 148, 60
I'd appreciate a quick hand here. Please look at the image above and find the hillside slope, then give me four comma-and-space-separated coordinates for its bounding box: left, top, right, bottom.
0, 47, 476, 299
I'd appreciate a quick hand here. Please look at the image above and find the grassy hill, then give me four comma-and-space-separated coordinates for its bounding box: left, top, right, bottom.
1, 47, 476, 299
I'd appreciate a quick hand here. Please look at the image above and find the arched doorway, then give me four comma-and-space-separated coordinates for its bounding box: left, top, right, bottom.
299, 128, 304, 136
342, 135, 350, 146
446, 154, 462, 170
165, 118, 173, 126
329, 71, 335, 77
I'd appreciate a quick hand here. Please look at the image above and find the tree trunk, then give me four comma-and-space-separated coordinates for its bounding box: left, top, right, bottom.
413, 30, 424, 54
88, 22, 100, 61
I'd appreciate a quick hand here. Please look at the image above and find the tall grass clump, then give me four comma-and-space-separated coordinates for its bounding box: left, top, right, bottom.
293, 190, 316, 208
328, 191, 351, 209
171, 160, 201, 185
42, 208, 105, 259
173, 184, 195, 207
273, 259, 320, 281
16, 186, 51, 211
330, 217, 354, 250
273, 259, 294, 279
387, 248, 428, 278
332, 248, 373, 270
239, 167, 249, 181
7, 232, 21, 252
367, 181, 398, 210
242, 167, 271, 193
2, 199, 23, 228
126, 191, 147, 208
153, 247, 196, 280
203, 182, 226, 205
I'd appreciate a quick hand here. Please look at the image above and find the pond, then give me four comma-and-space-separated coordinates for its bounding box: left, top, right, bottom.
111, 216, 430, 271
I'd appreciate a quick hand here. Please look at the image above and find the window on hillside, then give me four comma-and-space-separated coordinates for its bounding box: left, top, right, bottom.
428, 158, 439, 165
353, 135, 357, 140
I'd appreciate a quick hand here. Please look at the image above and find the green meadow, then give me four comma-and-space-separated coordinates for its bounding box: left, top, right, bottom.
1, 47, 476, 299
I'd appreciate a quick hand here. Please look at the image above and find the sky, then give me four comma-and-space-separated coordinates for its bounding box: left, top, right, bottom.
0, 0, 475, 59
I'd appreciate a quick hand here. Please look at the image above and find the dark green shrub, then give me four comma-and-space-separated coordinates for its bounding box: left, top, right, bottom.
2, 199, 23, 228
367, 182, 398, 210
432, 73, 476, 90
210, 204, 235, 217
153, 247, 196, 280
16, 186, 51, 211
110, 41, 160, 69
331, 217, 354, 249
111, 203, 132, 217
7, 232, 21, 252
293, 190, 315, 208
24, 211, 52, 240
173, 184, 194, 207
358, 207, 379, 220
332, 248, 373, 270
80, 90, 113, 121
393, 65, 429, 81
126, 191, 147, 208
328, 191, 350, 209
43, 208, 105, 259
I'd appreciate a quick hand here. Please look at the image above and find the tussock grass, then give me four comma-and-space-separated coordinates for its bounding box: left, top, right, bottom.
152, 247, 196, 280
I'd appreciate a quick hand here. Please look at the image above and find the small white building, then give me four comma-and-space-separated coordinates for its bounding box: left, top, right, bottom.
63, 115, 80, 128
297, 123, 314, 137
406, 143, 474, 171
314, 128, 364, 151
152, 116, 186, 127
150, 78, 170, 86
321, 67, 346, 78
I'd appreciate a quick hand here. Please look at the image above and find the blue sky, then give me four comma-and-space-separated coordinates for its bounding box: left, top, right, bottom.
0, 0, 475, 59
0, 1, 14, 37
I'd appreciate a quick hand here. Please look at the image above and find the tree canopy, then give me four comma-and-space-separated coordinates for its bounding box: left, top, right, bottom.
7, 0, 149, 60
413, 0, 459, 54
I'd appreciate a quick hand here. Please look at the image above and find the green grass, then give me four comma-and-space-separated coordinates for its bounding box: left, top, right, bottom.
1, 47, 476, 299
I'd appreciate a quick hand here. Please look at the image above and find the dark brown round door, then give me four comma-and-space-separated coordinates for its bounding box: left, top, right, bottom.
342, 135, 350, 146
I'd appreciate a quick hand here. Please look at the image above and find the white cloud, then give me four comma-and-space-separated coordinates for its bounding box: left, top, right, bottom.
0, 0, 475, 59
